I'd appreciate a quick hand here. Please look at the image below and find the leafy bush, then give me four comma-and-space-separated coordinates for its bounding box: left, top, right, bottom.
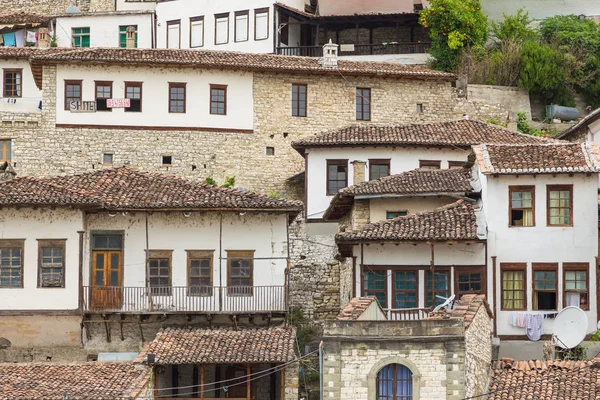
490, 8, 536, 44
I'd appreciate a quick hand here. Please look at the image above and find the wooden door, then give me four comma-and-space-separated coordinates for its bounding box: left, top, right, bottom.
225, 365, 248, 398
91, 250, 123, 310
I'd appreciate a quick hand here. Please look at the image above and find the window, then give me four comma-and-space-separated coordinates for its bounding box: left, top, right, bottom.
3, 69, 22, 98
119, 25, 138, 48
38, 240, 65, 288
533, 263, 557, 310
416, 103, 424, 113
125, 82, 142, 112
419, 160, 441, 169
291, 84, 307, 117
167, 20, 181, 48
190, 16, 204, 48
95, 81, 112, 112
369, 159, 390, 180
376, 364, 413, 400
386, 211, 407, 219
0, 240, 24, 288
393, 271, 418, 309
162, 155, 172, 165
356, 88, 371, 121
103, 153, 113, 165
72, 27, 90, 47
227, 250, 254, 296
0, 140, 11, 162
564, 263, 589, 310
501, 263, 526, 310
168, 83, 186, 113
64, 80, 82, 111
448, 161, 464, 169
510, 186, 535, 227
148, 250, 172, 295
266, 147, 275, 156
326, 159, 348, 195
215, 13, 230, 45
363, 270, 387, 308
254, 8, 269, 40
547, 185, 573, 226
187, 250, 213, 296
426, 270, 449, 307
210, 84, 227, 115
456, 267, 484, 296
234, 11, 249, 42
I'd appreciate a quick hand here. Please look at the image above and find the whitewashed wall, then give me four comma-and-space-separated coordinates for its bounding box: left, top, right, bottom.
0, 60, 42, 113
0, 208, 83, 310
55, 13, 154, 48
55, 65, 254, 130
116, 0, 157, 11
479, 170, 599, 335
306, 147, 469, 219
369, 196, 458, 222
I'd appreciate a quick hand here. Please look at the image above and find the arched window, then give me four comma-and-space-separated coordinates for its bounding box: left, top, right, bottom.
376, 363, 413, 400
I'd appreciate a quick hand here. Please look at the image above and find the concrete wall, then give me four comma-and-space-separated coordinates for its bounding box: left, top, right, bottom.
0, 60, 42, 113
0, 315, 82, 349
482, 0, 600, 22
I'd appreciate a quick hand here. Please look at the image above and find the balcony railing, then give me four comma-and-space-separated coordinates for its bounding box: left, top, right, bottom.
82, 286, 287, 314
385, 307, 432, 321
276, 42, 431, 57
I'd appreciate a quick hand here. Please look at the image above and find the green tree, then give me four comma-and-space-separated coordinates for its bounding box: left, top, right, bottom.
419, 0, 488, 72
490, 8, 536, 44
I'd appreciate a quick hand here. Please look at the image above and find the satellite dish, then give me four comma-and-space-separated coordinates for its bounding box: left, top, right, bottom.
553, 306, 588, 349
433, 294, 455, 313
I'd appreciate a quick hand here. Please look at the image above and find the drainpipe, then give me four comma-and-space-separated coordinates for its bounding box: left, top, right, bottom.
219, 212, 223, 312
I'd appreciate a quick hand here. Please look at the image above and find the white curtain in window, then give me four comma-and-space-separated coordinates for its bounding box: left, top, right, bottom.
566, 292, 581, 307
255, 11, 268, 40
167, 23, 180, 48
235, 14, 248, 42
216, 16, 229, 44
190, 19, 203, 47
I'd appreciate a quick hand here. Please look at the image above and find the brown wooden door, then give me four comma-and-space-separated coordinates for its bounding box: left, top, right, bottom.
91, 250, 123, 310
225, 366, 248, 398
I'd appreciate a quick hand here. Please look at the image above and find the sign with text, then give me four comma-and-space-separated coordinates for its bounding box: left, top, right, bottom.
107, 98, 131, 108
69, 101, 96, 113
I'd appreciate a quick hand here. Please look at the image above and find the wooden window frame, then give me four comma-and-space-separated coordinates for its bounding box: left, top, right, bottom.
124, 81, 143, 113
226, 250, 254, 296
386, 210, 407, 219
376, 364, 413, 399
547, 185, 573, 227
3, 68, 22, 98
448, 161, 464, 169
0, 239, 24, 288
509, 185, 535, 227
419, 160, 441, 169
0, 139, 11, 162
291, 83, 307, 117
189, 16, 204, 48
72, 27, 90, 47
368, 159, 390, 181
326, 159, 348, 196
356, 87, 371, 121
500, 263, 527, 311
214, 13, 230, 45
166, 19, 181, 49
209, 84, 227, 115
391, 269, 419, 309
168, 82, 186, 114
455, 266, 486, 297
254, 8, 269, 41
234, 10, 249, 43
425, 268, 450, 308
94, 81, 113, 112
37, 239, 66, 289
186, 250, 213, 296
147, 249, 173, 295
361, 267, 388, 309
563, 262, 590, 310
532, 263, 558, 311
64, 80, 82, 111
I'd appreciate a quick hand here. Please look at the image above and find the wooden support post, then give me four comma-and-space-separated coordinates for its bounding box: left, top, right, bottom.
200, 365, 205, 399
246, 364, 251, 400
430, 244, 435, 307
281, 367, 286, 400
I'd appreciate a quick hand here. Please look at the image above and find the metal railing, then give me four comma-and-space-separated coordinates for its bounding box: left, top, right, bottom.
82, 286, 287, 313
385, 307, 432, 321
276, 42, 431, 57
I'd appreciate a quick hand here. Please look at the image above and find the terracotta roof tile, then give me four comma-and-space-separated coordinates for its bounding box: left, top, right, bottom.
0, 12, 50, 24
336, 200, 479, 243
0, 167, 303, 211
0, 362, 150, 400
488, 358, 600, 399
426, 294, 492, 329
557, 107, 600, 140
136, 327, 296, 365
324, 168, 473, 220
292, 120, 547, 153
337, 296, 385, 320
0, 47, 76, 60
472, 142, 600, 174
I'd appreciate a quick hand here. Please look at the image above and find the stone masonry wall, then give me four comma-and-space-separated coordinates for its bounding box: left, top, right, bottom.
0, 0, 114, 15
464, 306, 492, 398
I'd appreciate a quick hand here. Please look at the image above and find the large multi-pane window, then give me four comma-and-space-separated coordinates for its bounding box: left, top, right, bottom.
426, 270, 449, 307
0, 240, 23, 288
64, 80, 82, 110
533, 263, 557, 310
95, 81, 112, 112
227, 250, 254, 296
234, 10, 249, 42
168, 83, 186, 113
167, 20, 181, 48
456, 268, 484, 297
291, 84, 307, 117
187, 250, 213, 296
501, 264, 526, 310
376, 364, 413, 400
72, 27, 90, 47
510, 186, 535, 227
363, 270, 387, 308
148, 250, 172, 295
326, 159, 347, 195
369, 159, 390, 180
3, 69, 22, 98
547, 185, 573, 226
210, 85, 227, 115
564, 263, 589, 310
38, 240, 65, 288
356, 88, 371, 121
254, 8, 269, 40
215, 13, 229, 45
393, 271, 418, 309
125, 82, 142, 112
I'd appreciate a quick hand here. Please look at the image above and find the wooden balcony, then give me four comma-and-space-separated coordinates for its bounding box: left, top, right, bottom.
82, 286, 287, 314
276, 42, 431, 57
385, 307, 432, 321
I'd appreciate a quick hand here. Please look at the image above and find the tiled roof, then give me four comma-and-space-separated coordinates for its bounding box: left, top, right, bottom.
29, 47, 455, 80
292, 120, 546, 153
472, 142, 600, 174
556, 107, 600, 140
487, 358, 600, 400
136, 327, 296, 365
0, 12, 50, 24
0, 47, 74, 60
324, 168, 473, 220
276, 2, 416, 18
336, 200, 479, 243
0, 167, 303, 212
0, 362, 150, 400
426, 294, 492, 329
337, 296, 384, 320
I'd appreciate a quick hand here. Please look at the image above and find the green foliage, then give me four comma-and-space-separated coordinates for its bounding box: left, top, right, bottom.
222, 176, 236, 188
419, 0, 488, 71
490, 8, 536, 44
288, 307, 316, 356
203, 177, 217, 185
539, 15, 600, 50
50, 34, 58, 47
268, 189, 281, 199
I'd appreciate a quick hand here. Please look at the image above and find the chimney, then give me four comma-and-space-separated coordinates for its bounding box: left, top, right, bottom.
506, 111, 518, 132
351, 160, 366, 186
38, 28, 51, 48
321, 39, 339, 69
125, 26, 136, 49
0, 162, 16, 182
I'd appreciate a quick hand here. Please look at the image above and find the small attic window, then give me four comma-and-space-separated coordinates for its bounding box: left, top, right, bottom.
162, 155, 172, 165
416, 104, 424, 113
103, 153, 113, 165
266, 147, 275, 156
